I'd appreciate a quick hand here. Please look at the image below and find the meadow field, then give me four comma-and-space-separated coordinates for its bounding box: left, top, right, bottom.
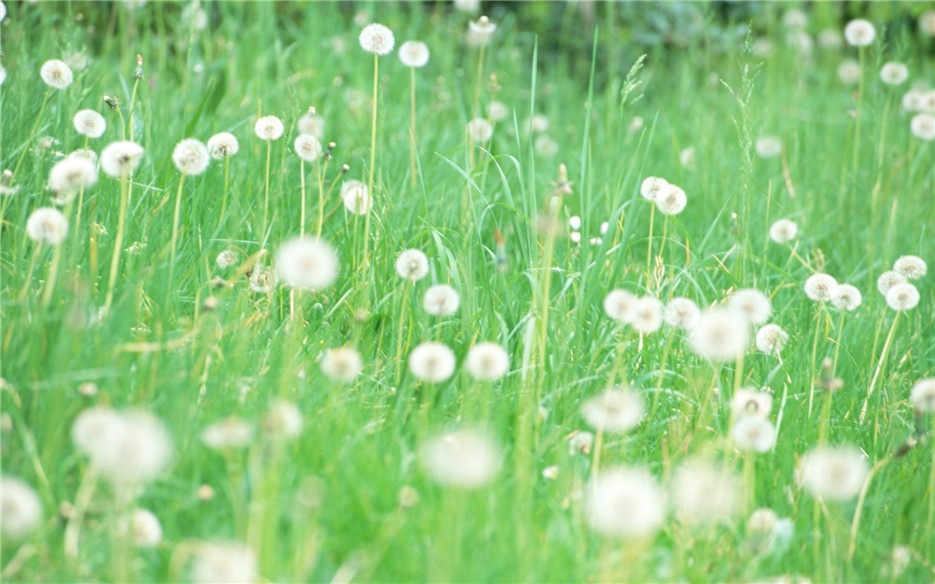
1, 1, 934, 582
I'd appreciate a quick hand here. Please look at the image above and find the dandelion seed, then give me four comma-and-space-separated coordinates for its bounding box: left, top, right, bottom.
254, 115, 284, 141
630, 296, 664, 334
755, 136, 783, 159
877, 270, 907, 295
47, 156, 98, 204
73, 109, 107, 138
581, 387, 645, 433
297, 108, 325, 139
671, 460, 741, 525
249, 265, 276, 293
0, 1, 6, 22
542, 466, 559, 480
423, 284, 460, 316
201, 417, 254, 450
747, 508, 778, 535
395, 249, 429, 281
117, 508, 163, 548
910, 113, 935, 141
688, 308, 750, 362
804, 273, 838, 302
879, 62, 909, 86
655, 184, 687, 215
664, 297, 700, 329
263, 399, 303, 439
26, 207, 69, 245
585, 467, 665, 538
40, 59, 74, 89
172, 138, 210, 175
100, 140, 144, 178
359, 23, 395, 56
421, 428, 501, 489
274, 236, 340, 291
568, 431, 594, 456
216, 249, 238, 269
910, 378, 935, 413
486, 101, 508, 122
830, 284, 862, 311
639, 176, 668, 202
321, 347, 363, 383
844, 19, 876, 47
755, 324, 788, 357
190, 541, 257, 584
885, 282, 920, 311
408, 342, 456, 383
207, 132, 239, 160
729, 288, 772, 325
467, 16, 497, 47
731, 387, 773, 418
464, 342, 509, 381
0, 476, 42, 540
731, 416, 777, 452
339, 180, 371, 215
837, 59, 861, 85
796, 445, 868, 501
398, 40, 430, 68
894, 255, 928, 280
294, 133, 322, 162
467, 117, 493, 143
603, 289, 637, 325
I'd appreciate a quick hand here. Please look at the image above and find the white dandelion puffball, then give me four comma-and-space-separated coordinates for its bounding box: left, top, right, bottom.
894, 255, 927, 280
902, 89, 926, 113
486, 101, 509, 122
408, 342, 457, 383
75, 409, 173, 486
47, 156, 98, 203
804, 273, 838, 302
454, 0, 480, 13
885, 282, 920, 311
274, 236, 340, 291
26, 207, 69, 245
118, 508, 163, 548
399, 40, 430, 68
818, 28, 843, 49
527, 114, 549, 134
585, 467, 665, 538
877, 270, 907, 295
921, 10, 935, 36
207, 132, 240, 160
254, 115, 284, 141
68, 148, 98, 164
423, 284, 460, 316
630, 296, 664, 334
837, 59, 861, 85
755, 136, 783, 159
359, 23, 395, 56
655, 184, 687, 215
728, 288, 772, 325
688, 308, 750, 362
581, 387, 645, 433
264, 399, 303, 439
190, 541, 257, 584
639, 176, 669, 202
603, 289, 637, 324
297, 111, 326, 139
671, 460, 741, 526
467, 117, 493, 143
534, 135, 558, 158
730, 387, 773, 418
910, 114, 935, 141
216, 249, 238, 269
844, 19, 876, 47
464, 342, 510, 382
797, 446, 869, 501
421, 429, 501, 489
40, 59, 73, 89
321, 347, 363, 383
73, 109, 107, 138
830, 284, 863, 311
201, 417, 255, 450
0, 476, 42, 540
100, 140, 144, 178
395, 249, 429, 281
731, 416, 777, 453
680, 146, 696, 170
0, 65, 7, 86
664, 297, 700, 329
0, 1, 6, 22
71, 406, 123, 457
910, 378, 935, 413
340, 180, 371, 215
755, 323, 789, 356
467, 16, 497, 47
172, 138, 210, 175
568, 432, 594, 456
294, 134, 323, 162
879, 62, 909, 86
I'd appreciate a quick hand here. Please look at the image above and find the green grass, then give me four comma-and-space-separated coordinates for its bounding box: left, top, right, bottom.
1, 1, 934, 582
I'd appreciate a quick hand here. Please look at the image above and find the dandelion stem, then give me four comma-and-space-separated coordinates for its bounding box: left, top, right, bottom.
17, 246, 41, 304
168, 173, 187, 287
63, 465, 99, 560
11, 92, 52, 181
40, 242, 64, 308
861, 311, 901, 424
362, 54, 380, 282
219, 157, 231, 233
262, 140, 272, 239
847, 456, 890, 561
299, 160, 307, 236
409, 66, 418, 188
807, 305, 825, 418
645, 204, 655, 290
104, 177, 132, 315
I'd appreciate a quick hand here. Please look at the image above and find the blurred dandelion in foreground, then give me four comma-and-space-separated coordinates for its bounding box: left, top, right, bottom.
464, 342, 509, 381
26, 207, 69, 245
100, 140, 144, 178
671, 460, 741, 525
40, 59, 74, 89
585, 467, 665, 538
664, 297, 700, 329
755, 323, 788, 356
688, 308, 750, 362
630, 296, 664, 334
581, 387, 645, 433
796, 445, 868, 501
408, 342, 456, 383
804, 273, 838, 302
207, 132, 239, 160
568, 431, 594, 456
729, 288, 772, 325
423, 284, 460, 316
321, 347, 363, 383
844, 19, 876, 47
421, 428, 501, 489
910, 378, 935, 413
0, 476, 42, 540
731, 387, 773, 418
201, 417, 254, 450
395, 249, 429, 281
603, 289, 637, 325
172, 138, 210, 175
731, 416, 777, 452
47, 157, 97, 204
359, 23, 395, 56
73, 109, 106, 138
117, 508, 163, 548
340, 180, 371, 215
190, 541, 257, 584
274, 236, 339, 291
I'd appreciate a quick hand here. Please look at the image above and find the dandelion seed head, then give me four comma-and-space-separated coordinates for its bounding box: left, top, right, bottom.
395, 249, 429, 281
207, 132, 239, 160
731, 416, 777, 452
0, 476, 42, 540
399, 40, 430, 68
783, 9, 808, 30
297, 110, 326, 139
730, 387, 773, 418
568, 431, 594, 456
837, 59, 861, 85
664, 297, 700, 329
263, 399, 303, 439
73, 109, 107, 138
688, 308, 750, 362
486, 101, 508, 122
581, 387, 645, 433
877, 270, 907, 295
885, 282, 920, 311
844, 19, 876, 47
630, 296, 664, 334
100, 140, 144, 178
423, 284, 460, 316
901, 88, 926, 112
921, 10, 935, 36
26, 207, 69, 245
534, 135, 558, 158
818, 28, 843, 49
85, 410, 173, 487
729, 288, 772, 325
656, 184, 687, 215
639, 176, 668, 202
190, 541, 257, 584
796, 445, 868, 501
359, 23, 395, 56
680, 147, 696, 170
453, 0, 480, 13
117, 508, 163, 548
254, 115, 284, 141
467, 16, 497, 47
893, 255, 927, 280
47, 156, 98, 204
249, 266, 276, 294
910, 378, 935, 413
585, 467, 665, 538
603, 289, 637, 325
274, 236, 340, 291
804, 273, 838, 302
40, 59, 74, 89
672, 459, 741, 526
294, 133, 323, 162
201, 417, 254, 450
464, 342, 509, 381
172, 138, 210, 175
216, 249, 238, 269
910, 113, 935, 141
755, 323, 788, 356
880, 62, 909, 86
408, 342, 456, 383
830, 284, 862, 311
321, 347, 363, 383
421, 428, 501, 489
340, 180, 371, 215
467, 117, 493, 143
755, 136, 783, 159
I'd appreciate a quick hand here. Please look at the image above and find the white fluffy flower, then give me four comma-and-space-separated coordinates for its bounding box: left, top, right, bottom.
877, 270, 907, 295
731, 416, 777, 452
264, 399, 303, 439
755, 323, 788, 357
688, 308, 750, 362
585, 467, 665, 538
664, 297, 700, 329
0, 476, 42, 540
755, 136, 783, 159
395, 249, 429, 281
190, 541, 257, 584
464, 342, 509, 382
207, 132, 239, 159
294, 134, 323, 162
639, 176, 668, 202
421, 429, 501, 489
603, 289, 637, 324
466, 16, 497, 47
398, 40, 430, 68
804, 273, 838, 302
910, 114, 935, 141
630, 296, 664, 334
581, 387, 645, 433
730, 387, 773, 418
830, 284, 863, 311
297, 111, 325, 139
26, 207, 69, 245
47, 156, 98, 204
838, 59, 861, 85
201, 417, 255, 450
885, 282, 920, 311
321, 347, 363, 383
910, 378, 935, 413
423, 284, 460, 316
486, 101, 508, 122
844, 19, 876, 47
40, 59, 73, 89
117, 508, 163, 548
73, 109, 107, 138
728, 288, 772, 325
359, 23, 395, 56
172, 138, 210, 175
879, 62, 909, 86
655, 184, 687, 215
77, 409, 173, 486
408, 342, 456, 383
796, 446, 869, 501
893, 255, 927, 280
340, 180, 371, 215
671, 460, 741, 526
100, 140, 144, 178
254, 115, 284, 141
274, 236, 340, 291
467, 117, 493, 143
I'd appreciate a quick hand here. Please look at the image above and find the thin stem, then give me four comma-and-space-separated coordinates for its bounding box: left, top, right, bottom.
409, 66, 418, 188
361, 54, 380, 290
17, 246, 42, 303
860, 311, 901, 423
807, 305, 825, 417
645, 204, 655, 290
219, 157, 231, 232
169, 174, 187, 279
40, 243, 64, 308
104, 177, 132, 315
299, 160, 307, 236
262, 140, 272, 239
11, 92, 52, 181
